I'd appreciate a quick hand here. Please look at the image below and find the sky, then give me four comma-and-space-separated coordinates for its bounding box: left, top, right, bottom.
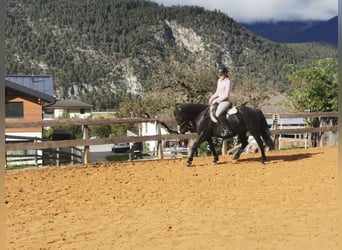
151, 0, 338, 23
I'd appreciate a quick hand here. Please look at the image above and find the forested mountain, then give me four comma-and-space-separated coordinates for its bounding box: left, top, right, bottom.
5, 0, 337, 114
241, 16, 338, 45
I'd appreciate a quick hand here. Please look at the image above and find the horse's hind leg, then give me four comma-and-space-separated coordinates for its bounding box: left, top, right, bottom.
232, 134, 249, 163
254, 135, 266, 164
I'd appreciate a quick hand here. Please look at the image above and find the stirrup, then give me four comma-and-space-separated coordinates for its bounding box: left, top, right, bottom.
221, 130, 228, 137
221, 128, 231, 137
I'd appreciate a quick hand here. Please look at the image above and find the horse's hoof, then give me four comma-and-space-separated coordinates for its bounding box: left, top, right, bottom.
212, 161, 217, 165
187, 162, 192, 167
232, 159, 238, 163
260, 158, 266, 165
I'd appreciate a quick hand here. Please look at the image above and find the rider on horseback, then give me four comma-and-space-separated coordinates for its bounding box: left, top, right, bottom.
208, 65, 233, 136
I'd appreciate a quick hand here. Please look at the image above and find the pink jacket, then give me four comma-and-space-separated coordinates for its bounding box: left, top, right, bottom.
209, 77, 232, 104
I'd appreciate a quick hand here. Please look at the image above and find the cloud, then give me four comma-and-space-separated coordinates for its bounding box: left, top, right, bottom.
152, 0, 337, 22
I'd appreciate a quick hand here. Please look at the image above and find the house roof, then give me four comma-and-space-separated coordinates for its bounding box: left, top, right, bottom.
6, 75, 54, 97
5, 75, 55, 103
50, 100, 93, 108
5, 79, 55, 103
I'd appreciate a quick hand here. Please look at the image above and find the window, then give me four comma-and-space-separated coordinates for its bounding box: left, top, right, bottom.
5, 102, 24, 118
80, 108, 85, 114
44, 108, 54, 114
44, 107, 55, 119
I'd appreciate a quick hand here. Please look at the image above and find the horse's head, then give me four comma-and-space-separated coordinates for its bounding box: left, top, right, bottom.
174, 105, 197, 133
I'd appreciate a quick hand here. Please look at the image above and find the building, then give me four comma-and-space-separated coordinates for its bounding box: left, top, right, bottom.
44, 99, 93, 120
5, 75, 55, 139
5, 75, 55, 166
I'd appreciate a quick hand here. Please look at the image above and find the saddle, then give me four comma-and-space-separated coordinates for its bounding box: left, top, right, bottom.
225, 106, 238, 119
209, 103, 238, 123
209, 104, 237, 136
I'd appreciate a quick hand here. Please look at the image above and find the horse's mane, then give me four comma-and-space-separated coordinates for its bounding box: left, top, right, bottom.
175, 103, 208, 121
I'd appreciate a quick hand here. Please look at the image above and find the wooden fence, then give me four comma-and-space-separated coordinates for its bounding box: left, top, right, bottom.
263, 112, 338, 149
5, 135, 83, 167
5, 112, 338, 165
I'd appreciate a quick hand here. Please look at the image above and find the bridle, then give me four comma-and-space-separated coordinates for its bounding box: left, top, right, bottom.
179, 119, 196, 133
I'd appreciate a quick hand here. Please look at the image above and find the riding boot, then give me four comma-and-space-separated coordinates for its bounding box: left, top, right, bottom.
218, 114, 233, 137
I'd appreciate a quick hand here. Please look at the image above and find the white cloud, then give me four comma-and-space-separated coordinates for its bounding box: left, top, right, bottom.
152, 0, 337, 22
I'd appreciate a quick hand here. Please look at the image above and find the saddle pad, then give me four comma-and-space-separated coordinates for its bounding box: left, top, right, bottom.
228, 106, 238, 115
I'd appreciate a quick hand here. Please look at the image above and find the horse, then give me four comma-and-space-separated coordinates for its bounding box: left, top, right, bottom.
174, 103, 274, 166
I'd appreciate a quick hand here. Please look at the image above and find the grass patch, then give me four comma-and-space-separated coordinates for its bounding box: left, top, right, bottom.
106, 154, 130, 161
106, 153, 148, 162
280, 146, 306, 151
6, 164, 37, 170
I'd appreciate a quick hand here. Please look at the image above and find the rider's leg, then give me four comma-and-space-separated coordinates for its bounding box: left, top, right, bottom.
215, 102, 232, 136
215, 101, 230, 118
218, 114, 233, 136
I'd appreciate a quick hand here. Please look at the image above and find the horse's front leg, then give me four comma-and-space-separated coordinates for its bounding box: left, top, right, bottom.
187, 134, 205, 167
207, 137, 218, 165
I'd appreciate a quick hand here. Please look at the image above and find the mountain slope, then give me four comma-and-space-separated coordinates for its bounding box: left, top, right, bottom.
286, 16, 337, 44
5, 0, 337, 112
241, 16, 337, 45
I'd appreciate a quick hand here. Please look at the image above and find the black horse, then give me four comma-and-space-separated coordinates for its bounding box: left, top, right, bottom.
174, 103, 274, 166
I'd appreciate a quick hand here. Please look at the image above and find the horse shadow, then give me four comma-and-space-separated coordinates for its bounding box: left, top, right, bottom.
224, 151, 322, 164
190, 151, 321, 167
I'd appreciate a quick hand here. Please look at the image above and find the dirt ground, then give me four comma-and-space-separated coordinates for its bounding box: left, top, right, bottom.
5, 146, 338, 250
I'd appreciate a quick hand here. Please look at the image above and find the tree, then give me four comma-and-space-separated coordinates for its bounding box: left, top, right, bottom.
288, 58, 338, 147
233, 79, 274, 108
288, 58, 338, 112
89, 124, 112, 138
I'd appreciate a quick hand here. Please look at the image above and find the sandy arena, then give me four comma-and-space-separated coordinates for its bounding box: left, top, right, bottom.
5, 146, 338, 249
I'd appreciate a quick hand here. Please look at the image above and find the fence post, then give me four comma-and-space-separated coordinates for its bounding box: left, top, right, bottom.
56, 148, 60, 166
319, 117, 324, 147
272, 114, 280, 150
221, 139, 228, 155
83, 125, 90, 164
157, 122, 164, 159
71, 147, 74, 164
34, 137, 38, 167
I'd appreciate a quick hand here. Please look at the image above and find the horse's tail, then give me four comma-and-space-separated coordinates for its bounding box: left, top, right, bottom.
257, 109, 275, 149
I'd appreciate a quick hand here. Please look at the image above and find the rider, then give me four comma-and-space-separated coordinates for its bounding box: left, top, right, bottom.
208, 65, 233, 136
